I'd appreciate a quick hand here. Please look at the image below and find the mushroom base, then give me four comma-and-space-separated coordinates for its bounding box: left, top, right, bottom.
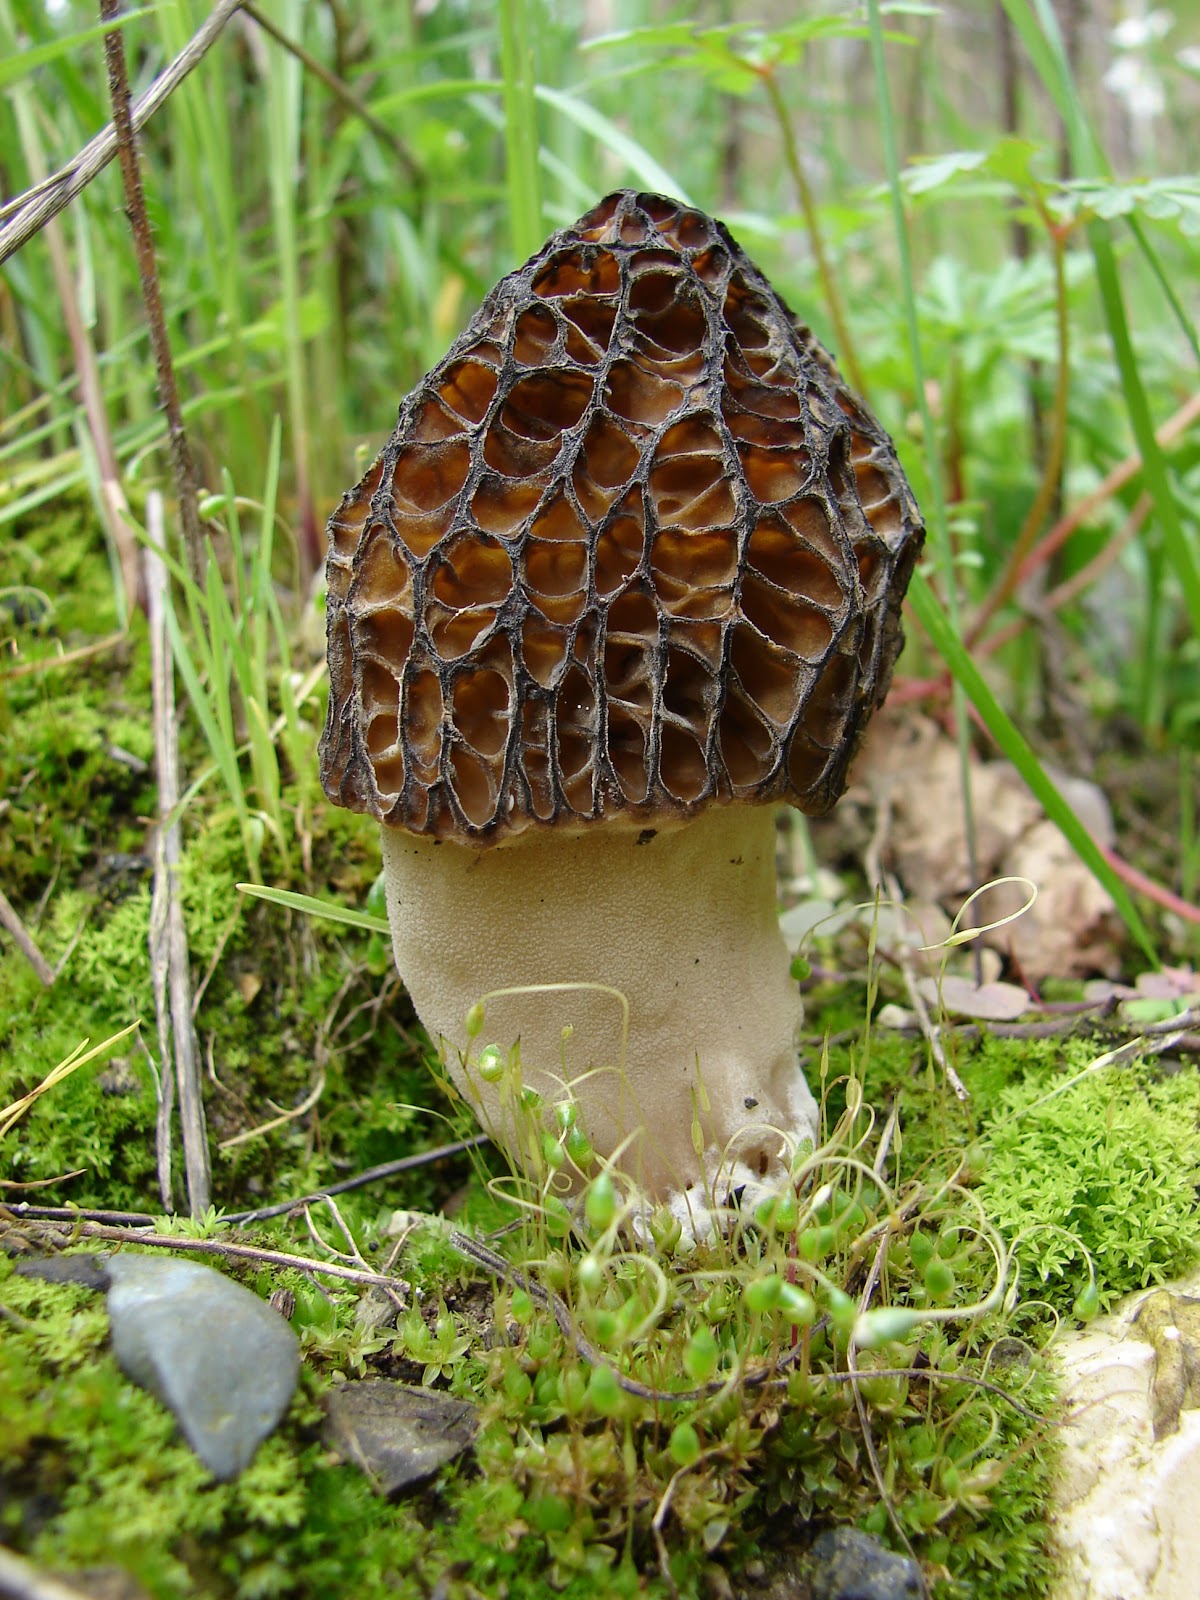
380, 805, 819, 1198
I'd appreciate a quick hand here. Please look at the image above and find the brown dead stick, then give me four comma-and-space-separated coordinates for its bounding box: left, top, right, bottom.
0, 885, 55, 988
0, 1545, 98, 1600
10, 1216, 413, 1300
101, 0, 205, 581
0, 0, 245, 265
145, 492, 211, 1216
9, 95, 140, 615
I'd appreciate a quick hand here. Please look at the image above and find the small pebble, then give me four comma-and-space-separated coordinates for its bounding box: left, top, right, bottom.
322, 1379, 476, 1496
105, 1253, 300, 1481
808, 1527, 922, 1600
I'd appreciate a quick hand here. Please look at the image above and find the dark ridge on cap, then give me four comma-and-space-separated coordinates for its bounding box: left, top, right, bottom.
320, 189, 924, 841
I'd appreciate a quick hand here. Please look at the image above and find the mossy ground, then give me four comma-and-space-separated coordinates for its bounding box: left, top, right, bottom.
2, 503, 1197, 1600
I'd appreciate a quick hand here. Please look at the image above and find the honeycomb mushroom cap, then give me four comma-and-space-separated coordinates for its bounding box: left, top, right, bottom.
320, 189, 924, 841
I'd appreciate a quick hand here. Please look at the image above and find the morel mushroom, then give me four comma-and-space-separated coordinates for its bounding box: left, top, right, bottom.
320, 190, 923, 1197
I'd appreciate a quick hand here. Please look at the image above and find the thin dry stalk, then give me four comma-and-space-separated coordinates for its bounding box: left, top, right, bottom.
0, 1546, 97, 1600
0, 0, 245, 264
145, 491, 211, 1215
241, 3, 424, 190
0, 884, 55, 987
12, 1216, 415, 1299
11, 93, 140, 615
0, 633, 125, 682
100, 0, 205, 582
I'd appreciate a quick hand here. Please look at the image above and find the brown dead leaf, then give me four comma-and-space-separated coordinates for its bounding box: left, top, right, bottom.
915, 976, 1031, 1021
841, 712, 1123, 983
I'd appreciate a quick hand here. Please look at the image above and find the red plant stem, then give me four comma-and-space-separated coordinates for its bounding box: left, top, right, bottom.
1100, 847, 1200, 926
1008, 389, 1200, 596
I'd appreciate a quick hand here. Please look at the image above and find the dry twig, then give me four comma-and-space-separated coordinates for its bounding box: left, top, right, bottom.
145, 492, 210, 1215
241, 4, 424, 190
0, 0, 245, 265
6, 1214, 417, 1301
100, 0, 205, 580
10, 92, 141, 614
0, 1545, 97, 1600
0, 884, 54, 987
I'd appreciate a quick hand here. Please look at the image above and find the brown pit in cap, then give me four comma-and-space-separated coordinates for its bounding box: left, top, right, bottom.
321, 189, 923, 840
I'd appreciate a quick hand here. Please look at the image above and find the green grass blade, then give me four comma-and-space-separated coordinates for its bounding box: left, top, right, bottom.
1001, 0, 1200, 718
237, 882, 390, 935
867, 0, 1156, 961
533, 85, 690, 203
499, 0, 543, 261
0, 7, 154, 90
1126, 214, 1200, 368
1089, 220, 1200, 636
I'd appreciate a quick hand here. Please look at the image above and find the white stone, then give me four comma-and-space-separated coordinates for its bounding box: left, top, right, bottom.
1051, 1273, 1200, 1600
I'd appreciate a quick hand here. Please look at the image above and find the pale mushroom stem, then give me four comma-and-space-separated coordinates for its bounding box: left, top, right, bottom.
380, 804, 819, 1197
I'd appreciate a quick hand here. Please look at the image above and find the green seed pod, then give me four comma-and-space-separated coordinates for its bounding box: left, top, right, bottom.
668, 1421, 702, 1467
554, 1100, 577, 1131
853, 1307, 923, 1349
743, 1274, 784, 1314
464, 1002, 486, 1039
565, 1125, 594, 1169
510, 1288, 534, 1325
585, 1171, 617, 1232
908, 1229, 935, 1270
476, 1044, 505, 1083
826, 1286, 857, 1336
577, 1253, 605, 1296
558, 1366, 587, 1415
924, 1259, 956, 1301
777, 1284, 818, 1327
797, 1225, 837, 1261
541, 1255, 570, 1292
1073, 1282, 1101, 1321
587, 1363, 623, 1416
592, 1309, 619, 1345
789, 955, 812, 982
519, 1085, 543, 1113
542, 1133, 565, 1170
684, 1326, 720, 1383
755, 1190, 799, 1232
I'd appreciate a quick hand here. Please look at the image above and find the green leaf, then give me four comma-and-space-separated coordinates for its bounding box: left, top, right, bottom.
236, 883, 390, 934
533, 85, 691, 203
0, 7, 156, 91
902, 149, 987, 196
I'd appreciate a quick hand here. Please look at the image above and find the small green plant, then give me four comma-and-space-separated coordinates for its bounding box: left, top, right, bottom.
152, 420, 315, 880
404, 991, 1069, 1596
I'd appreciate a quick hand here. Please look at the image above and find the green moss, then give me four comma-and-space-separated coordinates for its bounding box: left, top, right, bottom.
5, 499, 1199, 1600
980, 1053, 1200, 1308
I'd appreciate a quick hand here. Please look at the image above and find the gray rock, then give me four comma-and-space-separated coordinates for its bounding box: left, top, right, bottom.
322, 1379, 477, 1496
808, 1527, 923, 1600
104, 1253, 300, 1480
16, 1253, 111, 1291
